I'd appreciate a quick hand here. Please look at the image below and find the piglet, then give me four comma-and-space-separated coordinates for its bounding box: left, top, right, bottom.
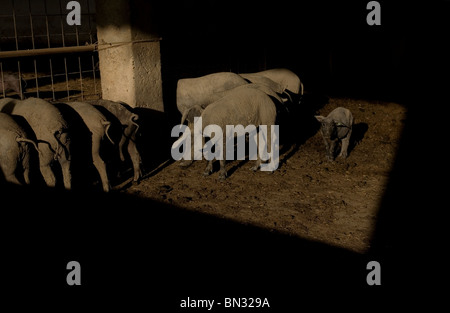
0, 73, 26, 99
315, 107, 353, 161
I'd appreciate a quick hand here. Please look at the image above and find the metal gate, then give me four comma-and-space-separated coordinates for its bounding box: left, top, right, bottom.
0, 0, 100, 101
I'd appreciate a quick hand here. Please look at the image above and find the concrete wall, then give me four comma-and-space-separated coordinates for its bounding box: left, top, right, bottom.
96, 0, 163, 111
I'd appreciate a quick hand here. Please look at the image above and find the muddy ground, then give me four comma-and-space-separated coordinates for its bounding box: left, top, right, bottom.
127, 97, 406, 254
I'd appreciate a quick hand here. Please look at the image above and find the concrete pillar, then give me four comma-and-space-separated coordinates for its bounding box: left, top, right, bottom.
95, 0, 163, 111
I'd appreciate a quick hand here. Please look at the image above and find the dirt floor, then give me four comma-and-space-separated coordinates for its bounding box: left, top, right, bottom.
126, 97, 406, 254
6, 74, 406, 254
21, 73, 102, 101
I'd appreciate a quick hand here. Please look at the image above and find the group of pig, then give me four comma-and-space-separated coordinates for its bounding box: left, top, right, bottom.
175, 68, 353, 179
0, 97, 142, 191
0, 67, 354, 187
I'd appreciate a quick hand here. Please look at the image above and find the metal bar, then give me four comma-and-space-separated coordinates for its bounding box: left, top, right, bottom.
28, 0, 35, 48
12, 0, 18, 50
51, 69, 97, 76
2, 32, 96, 39
0, 13, 95, 18
29, 0, 39, 98
87, 0, 98, 98
0, 37, 162, 58
91, 55, 97, 96
86, 0, 93, 43
33, 60, 39, 98
16, 61, 22, 98
78, 55, 83, 100
44, 0, 55, 101
59, 0, 70, 100
44, 0, 51, 48
64, 57, 70, 100
78, 57, 84, 100
59, 0, 66, 48
75, 22, 83, 100
49, 59, 55, 101
44, 1, 56, 101
11, 0, 23, 98
0, 45, 97, 59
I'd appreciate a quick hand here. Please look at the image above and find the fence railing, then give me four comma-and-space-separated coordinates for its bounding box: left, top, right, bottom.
0, 0, 101, 101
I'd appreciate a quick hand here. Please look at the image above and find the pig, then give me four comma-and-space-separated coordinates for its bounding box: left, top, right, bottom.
239, 68, 303, 104
181, 83, 284, 125
180, 87, 278, 180
315, 107, 353, 161
0, 73, 26, 100
90, 99, 142, 184
62, 101, 114, 192
176, 72, 249, 116
0, 97, 72, 189
0, 112, 39, 185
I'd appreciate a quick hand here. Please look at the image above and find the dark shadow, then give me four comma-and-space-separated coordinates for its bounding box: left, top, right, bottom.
9, 115, 46, 186
224, 159, 251, 178
159, 67, 180, 119
0, 167, 4, 184
276, 93, 329, 169
281, 93, 329, 145
138, 158, 175, 183
0, 92, 22, 99
368, 100, 443, 291
90, 104, 132, 186
87, 102, 174, 186
349, 122, 369, 154
26, 90, 82, 101
0, 98, 17, 114
367, 0, 449, 290
133, 107, 173, 173
2, 182, 387, 310
200, 156, 250, 179
53, 102, 103, 191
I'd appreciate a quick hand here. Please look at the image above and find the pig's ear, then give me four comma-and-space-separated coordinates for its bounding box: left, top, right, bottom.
315, 115, 325, 123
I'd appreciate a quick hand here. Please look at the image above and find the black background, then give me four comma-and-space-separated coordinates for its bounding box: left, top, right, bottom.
156, 0, 415, 109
